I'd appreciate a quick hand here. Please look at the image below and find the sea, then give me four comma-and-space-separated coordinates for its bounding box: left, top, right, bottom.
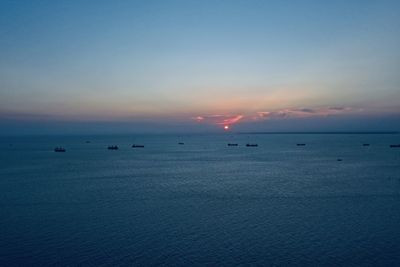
0, 133, 399, 266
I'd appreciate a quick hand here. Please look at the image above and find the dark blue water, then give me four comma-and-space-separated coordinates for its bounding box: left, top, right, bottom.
1, 134, 399, 266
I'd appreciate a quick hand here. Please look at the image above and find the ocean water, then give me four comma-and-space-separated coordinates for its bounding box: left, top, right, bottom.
0, 133, 399, 266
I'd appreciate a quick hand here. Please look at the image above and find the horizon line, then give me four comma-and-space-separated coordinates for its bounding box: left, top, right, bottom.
240, 131, 399, 135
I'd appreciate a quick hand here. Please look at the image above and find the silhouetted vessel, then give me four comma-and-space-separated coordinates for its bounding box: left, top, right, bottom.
363, 143, 370, 146
108, 145, 118, 150
178, 142, 184, 145
85, 141, 91, 144
246, 144, 258, 147
337, 158, 343, 161
390, 144, 400, 148
297, 143, 306, 146
132, 144, 144, 148
227, 143, 238, 146
54, 147, 66, 152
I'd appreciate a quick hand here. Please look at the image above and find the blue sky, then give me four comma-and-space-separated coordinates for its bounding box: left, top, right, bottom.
0, 0, 399, 133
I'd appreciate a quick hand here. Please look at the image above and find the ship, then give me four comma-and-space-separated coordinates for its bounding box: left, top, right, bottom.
132, 144, 145, 148
54, 147, 66, 152
246, 144, 258, 147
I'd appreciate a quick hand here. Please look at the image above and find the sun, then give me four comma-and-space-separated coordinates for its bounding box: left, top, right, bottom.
224, 125, 229, 130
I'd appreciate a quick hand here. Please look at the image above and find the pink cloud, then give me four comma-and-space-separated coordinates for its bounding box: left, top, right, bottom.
193, 106, 360, 126
193, 114, 244, 125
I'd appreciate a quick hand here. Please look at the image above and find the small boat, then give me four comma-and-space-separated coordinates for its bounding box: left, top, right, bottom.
108, 145, 118, 150
85, 141, 91, 144
132, 144, 144, 148
54, 147, 66, 152
390, 144, 400, 148
178, 142, 184, 145
337, 158, 343, 161
297, 143, 306, 146
363, 144, 370, 146
246, 144, 258, 147
227, 143, 238, 146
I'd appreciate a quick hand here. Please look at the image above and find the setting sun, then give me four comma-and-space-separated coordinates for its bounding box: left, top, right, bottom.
224, 125, 229, 130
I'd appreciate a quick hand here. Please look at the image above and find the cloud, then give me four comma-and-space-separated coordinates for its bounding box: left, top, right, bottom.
192, 114, 244, 125
329, 107, 346, 111
256, 111, 288, 119
294, 108, 316, 113
255, 106, 358, 120
194, 106, 362, 126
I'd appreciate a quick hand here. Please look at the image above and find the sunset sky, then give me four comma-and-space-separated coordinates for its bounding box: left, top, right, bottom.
0, 0, 399, 134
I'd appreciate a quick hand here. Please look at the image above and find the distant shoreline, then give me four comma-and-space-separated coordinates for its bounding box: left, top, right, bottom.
240, 131, 399, 135
0, 131, 399, 137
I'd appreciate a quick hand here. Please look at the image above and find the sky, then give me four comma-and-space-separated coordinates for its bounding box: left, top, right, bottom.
0, 0, 399, 134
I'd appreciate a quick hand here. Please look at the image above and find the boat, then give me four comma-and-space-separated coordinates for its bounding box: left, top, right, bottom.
337, 158, 343, 161
132, 144, 144, 148
390, 144, 400, 148
363, 144, 370, 146
297, 143, 306, 146
246, 144, 258, 147
227, 143, 238, 146
108, 145, 118, 150
178, 142, 184, 145
85, 141, 91, 144
54, 147, 66, 152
